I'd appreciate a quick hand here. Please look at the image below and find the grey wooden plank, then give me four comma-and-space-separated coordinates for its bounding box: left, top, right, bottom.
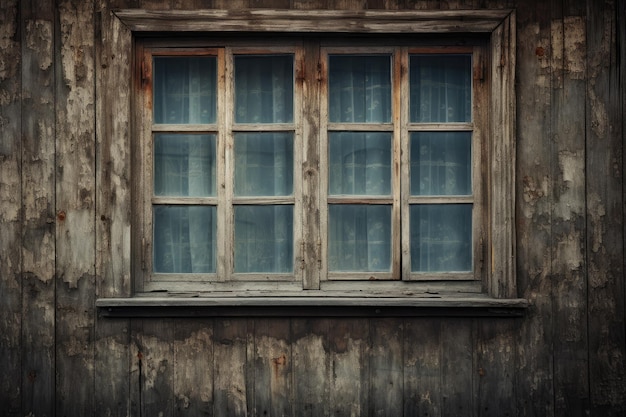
214, 319, 249, 417
0, 1, 22, 414
369, 318, 403, 417
585, 0, 626, 414
20, 1, 56, 415
138, 320, 176, 417
54, 1, 96, 416
328, 319, 369, 417
475, 320, 517, 417
330, 0, 367, 9
173, 320, 214, 416
403, 320, 442, 417
94, 2, 133, 414
292, 319, 330, 417
549, 0, 590, 415
440, 319, 474, 417
250, 319, 292, 417
514, 0, 555, 415
113, 9, 513, 33
94, 318, 131, 416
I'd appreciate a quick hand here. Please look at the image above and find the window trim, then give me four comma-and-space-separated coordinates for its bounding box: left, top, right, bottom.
97, 8, 520, 312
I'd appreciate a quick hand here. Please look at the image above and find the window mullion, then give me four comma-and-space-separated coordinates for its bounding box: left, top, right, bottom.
219, 47, 233, 281
398, 47, 411, 281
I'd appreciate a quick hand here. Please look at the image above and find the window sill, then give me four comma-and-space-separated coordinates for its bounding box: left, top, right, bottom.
96, 293, 529, 318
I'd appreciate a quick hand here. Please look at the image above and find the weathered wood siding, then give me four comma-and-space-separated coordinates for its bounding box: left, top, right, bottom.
0, 0, 624, 416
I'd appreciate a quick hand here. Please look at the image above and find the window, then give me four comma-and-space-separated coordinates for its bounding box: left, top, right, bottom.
117, 9, 518, 303
135, 38, 490, 295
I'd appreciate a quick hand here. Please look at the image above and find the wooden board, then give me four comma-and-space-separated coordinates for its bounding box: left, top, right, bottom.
403, 320, 442, 417
21, 1, 56, 415
550, 1, 589, 415
94, 2, 133, 415
55, 1, 96, 415
0, 1, 22, 414
585, 0, 626, 414
514, 0, 555, 414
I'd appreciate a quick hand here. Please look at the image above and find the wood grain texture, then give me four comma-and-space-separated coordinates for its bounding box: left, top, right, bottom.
94, 2, 133, 415
328, 319, 369, 417
114, 8, 513, 33
2, 0, 626, 415
440, 320, 474, 417
55, 1, 96, 416
292, 319, 330, 417
550, 1, 589, 415
514, 0, 555, 415
214, 319, 249, 417
585, 0, 626, 414
21, 1, 56, 415
0, 1, 22, 414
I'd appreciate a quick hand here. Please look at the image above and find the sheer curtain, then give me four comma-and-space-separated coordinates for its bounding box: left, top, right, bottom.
410, 54, 473, 272
233, 55, 295, 273
327, 55, 392, 272
328, 55, 391, 123
152, 57, 217, 274
409, 54, 471, 123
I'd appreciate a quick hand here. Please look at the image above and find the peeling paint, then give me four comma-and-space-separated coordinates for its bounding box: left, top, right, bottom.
587, 192, 606, 253
555, 150, 585, 220
26, 20, 53, 71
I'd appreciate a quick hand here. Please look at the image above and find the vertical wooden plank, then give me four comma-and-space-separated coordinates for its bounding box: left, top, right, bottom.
55, 0, 96, 415
0, 1, 22, 415
135, 320, 175, 417
212, 0, 250, 8
330, 0, 367, 9
475, 320, 517, 417
292, 319, 329, 417
214, 319, 249, 417
369, 319, 403, 417
514, 0, 555, 415
550, 0, 589, 415
251, 319, 292, 417
489, 11, 516, 298
301, 40, 321, 290
403, 320, 442, 417
404, 0, 442, 10
328, 319, 369, 417
173, 320, 214, 416
586, 0, 626, 414
95, 1, 132, 415
21, 0, 56, 415
440, 320, 474, 417
292, 0, 330, 8
249, 0, 292, 7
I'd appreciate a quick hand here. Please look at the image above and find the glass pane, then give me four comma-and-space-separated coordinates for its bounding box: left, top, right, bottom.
329, 55, 391, 123
410, 54, 471, 123
410, 204, 472, 272
153, 205, 216, 273
235, 55, 294, 123
329, 132, 391, 195
234, 133, 293, 196
410, 132, 471, 196
235, 205, 293, 273
153, 57, 216, 124
154, 134, 216, 197
329, 205, 391, 272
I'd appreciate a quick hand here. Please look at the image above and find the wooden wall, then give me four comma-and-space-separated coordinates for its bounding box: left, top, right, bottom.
0, 0, 624, 416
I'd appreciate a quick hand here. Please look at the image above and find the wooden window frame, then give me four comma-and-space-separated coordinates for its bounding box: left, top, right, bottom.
96, 8, 525, 314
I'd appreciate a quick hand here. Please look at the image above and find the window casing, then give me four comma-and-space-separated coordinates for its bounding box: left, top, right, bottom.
135, 37, 491, 295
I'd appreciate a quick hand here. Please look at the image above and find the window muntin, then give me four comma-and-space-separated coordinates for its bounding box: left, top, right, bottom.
139, 41, 484, 289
